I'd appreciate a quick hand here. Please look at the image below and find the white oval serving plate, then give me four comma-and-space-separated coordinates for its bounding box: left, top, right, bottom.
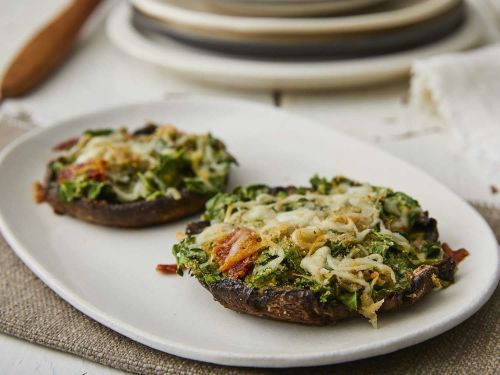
0, 97, 498, 367
107, 2, 482, 90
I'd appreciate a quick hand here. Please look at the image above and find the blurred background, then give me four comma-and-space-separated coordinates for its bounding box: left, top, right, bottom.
0, 0, 499, 195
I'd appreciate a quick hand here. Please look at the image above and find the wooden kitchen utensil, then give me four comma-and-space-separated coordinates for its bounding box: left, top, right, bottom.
0, 0, 102, 99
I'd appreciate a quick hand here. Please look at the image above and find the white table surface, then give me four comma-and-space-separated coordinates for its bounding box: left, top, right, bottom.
0, 1, 498, 374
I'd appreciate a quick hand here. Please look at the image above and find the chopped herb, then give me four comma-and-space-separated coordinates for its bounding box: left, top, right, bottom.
83, 128, 114, 137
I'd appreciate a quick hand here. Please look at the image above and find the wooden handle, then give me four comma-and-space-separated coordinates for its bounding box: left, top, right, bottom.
1, 0, 102, 99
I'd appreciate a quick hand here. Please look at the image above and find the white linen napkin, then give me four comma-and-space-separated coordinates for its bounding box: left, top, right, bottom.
410, 0, 500, 182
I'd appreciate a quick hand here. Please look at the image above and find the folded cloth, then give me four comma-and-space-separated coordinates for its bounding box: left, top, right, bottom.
410, 41, 500, 183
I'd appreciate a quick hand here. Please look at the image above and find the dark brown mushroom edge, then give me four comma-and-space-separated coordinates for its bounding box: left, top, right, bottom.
34, 124, 236, 228
172, 176, 469, 327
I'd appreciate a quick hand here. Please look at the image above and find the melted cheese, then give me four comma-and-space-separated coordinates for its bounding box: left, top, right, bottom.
59, 124, 232, 202
196, 182, 416, 327
253, 247, 285, 275
298, 245, 393, 327
300, 246, 331, 283
113, 180, 148, 202
196, 223, 234, 246
243, 205, 276, 222
199, 184, 399, 252
275, 208, 317, 227
75, 133, 133, 164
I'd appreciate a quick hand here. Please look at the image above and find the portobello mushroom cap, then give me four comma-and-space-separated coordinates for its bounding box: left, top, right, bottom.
201, 257, 455, 326
185, 203, 456, 325
42, 181, 210, 228
39, 169, 217, 228
37, 123, 232, 228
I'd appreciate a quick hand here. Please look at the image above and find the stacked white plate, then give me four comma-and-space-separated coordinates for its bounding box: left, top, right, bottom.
202, 0, 392, 17
150, 0, 389, 17
106, 0, 484, 90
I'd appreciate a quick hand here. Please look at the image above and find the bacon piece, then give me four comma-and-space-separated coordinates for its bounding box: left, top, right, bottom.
32, 182, 45, 203
86, 166, 106, 181
226, 256, 258, 279
442, 243, 469, 264
58, 158, 107, 182
156, 264, 178, 274
52, 137, 79, 151
58, 167, 74, 181
214, 227, 264, 278
214, 227, 250, 263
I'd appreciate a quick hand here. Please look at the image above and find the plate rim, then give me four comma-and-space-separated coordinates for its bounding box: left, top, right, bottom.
198, 0, 391, 17
106, 3, 483, 90
0, 96, 498, 367
131, 0, 460, 34
131, 2, 466, 59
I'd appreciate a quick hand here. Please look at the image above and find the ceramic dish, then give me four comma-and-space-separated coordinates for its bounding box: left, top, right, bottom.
107, 3, 482, 90
131, 0, 461, 35
131, 1, 465, 59
202, 0, 390, 17
0, 98, 498, 367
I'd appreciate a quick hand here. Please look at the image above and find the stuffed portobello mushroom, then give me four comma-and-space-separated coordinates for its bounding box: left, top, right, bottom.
172, 176, 468, 327
35, 124, 236, 227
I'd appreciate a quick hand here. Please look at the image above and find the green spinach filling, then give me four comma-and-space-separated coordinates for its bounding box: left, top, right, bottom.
173, 176, 448, 319
49, 124, 236, 203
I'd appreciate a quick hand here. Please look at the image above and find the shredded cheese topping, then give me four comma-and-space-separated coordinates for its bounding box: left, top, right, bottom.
197, 183, 418, 327
52, 124, 234, 203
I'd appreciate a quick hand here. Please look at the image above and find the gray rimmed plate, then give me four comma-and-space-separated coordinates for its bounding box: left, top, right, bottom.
107, 2, 482, 90
131, 0, 462, 35
131, 1, 466, 59
202, 0, 391, 17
